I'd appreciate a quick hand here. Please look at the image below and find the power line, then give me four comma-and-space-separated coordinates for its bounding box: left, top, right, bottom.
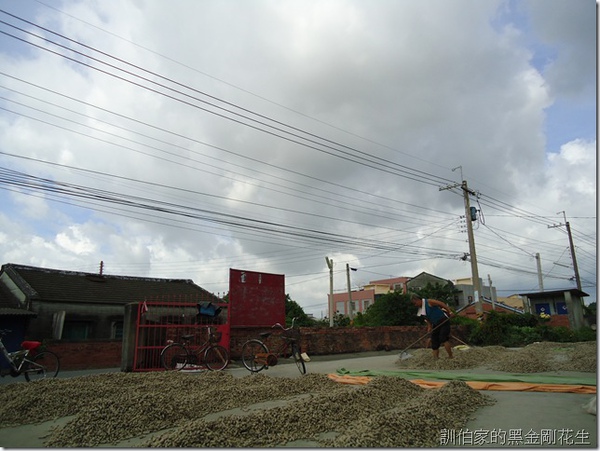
0, 12, 457, 188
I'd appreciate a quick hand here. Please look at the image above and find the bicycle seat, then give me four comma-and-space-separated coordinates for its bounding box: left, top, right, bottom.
181, 334, 194, 341
21, 341, 42, 351
259, 332, 272, 339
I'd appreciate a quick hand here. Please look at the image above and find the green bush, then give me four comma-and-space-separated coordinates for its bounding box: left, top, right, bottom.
538, 325, 574, 342
505, 312, 540, 327
502, 326, 542, 347
470, 311, 507, 345
465, 311, 597, 346
572, 327, 597, 342
450, 315, 481, 343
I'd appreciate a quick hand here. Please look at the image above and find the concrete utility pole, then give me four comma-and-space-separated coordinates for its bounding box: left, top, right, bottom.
440, 174, 483, 314
548, 211, 582, 291
535, 253, 544, 291
488, 274, 495, 310
346, 264, 353, 320
325, 257, 334, 327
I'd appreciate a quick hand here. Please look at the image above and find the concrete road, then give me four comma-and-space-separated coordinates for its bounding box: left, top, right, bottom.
231, 351, 598, 448
1, 350, 596, 448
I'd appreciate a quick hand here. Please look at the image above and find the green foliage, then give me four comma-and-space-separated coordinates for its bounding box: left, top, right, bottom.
468, 310, 597, 346
359, 291, 422, 326
312, 317, 331, 327
504, 312, 540, 327
502, 326, 542, 347
284, 295, 316, 327
470, 311, 507, 345
539, 325, 596, 343
583, 302, 596, 317
450, 315, 481, 342
539, 325, 574, 342
411, 282, 460, 307
332, 312, 351, 327
573, 327, 597, 342
352, 311, 367, 327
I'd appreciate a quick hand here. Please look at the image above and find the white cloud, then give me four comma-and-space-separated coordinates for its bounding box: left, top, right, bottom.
56, 225, 96, 255
543, 139, 597, 205
0, 0, 595, 314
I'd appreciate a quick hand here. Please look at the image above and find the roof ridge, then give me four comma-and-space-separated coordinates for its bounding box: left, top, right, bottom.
4, 263, 194, 284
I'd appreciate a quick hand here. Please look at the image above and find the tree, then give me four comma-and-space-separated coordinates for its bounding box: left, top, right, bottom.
583, 302, 596, 317
359, 291, 423, 326
284, 294, 315, 327
411, 282, 459, 307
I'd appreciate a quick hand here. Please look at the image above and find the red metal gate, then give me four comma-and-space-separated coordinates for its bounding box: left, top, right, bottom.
132, 294, 229, 372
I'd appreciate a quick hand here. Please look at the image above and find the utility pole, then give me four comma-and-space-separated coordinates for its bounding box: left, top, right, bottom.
346, 264, 353, 320
325, 257, 334, 327
548, 211, 582, 291
535, 253, 544, 291
488, 274, 495, 310
440, 172, 483, 314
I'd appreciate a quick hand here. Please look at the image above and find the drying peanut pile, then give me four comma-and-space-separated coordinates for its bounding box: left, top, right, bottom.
0, 371, 493, 447
396, 341, 597, 373
0, 341, 594, 447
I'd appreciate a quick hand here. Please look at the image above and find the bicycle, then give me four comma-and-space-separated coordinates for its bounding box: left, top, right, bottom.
241, 317, 306, 374
0, 329, 60, 382
160, 326, 229, 371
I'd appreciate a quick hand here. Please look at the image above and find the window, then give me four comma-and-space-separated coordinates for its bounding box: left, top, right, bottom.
363, 300, 371, 310
62, 321, 91, 340
111, 321, 124, 340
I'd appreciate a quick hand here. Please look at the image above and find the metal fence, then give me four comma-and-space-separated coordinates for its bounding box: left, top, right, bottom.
132, 294, 229, 372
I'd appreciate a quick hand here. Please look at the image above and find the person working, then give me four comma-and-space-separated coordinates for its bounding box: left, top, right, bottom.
410, 293, 454, 359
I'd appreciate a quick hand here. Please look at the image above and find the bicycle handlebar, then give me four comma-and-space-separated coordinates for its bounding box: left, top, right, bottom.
271, 317, 297, 331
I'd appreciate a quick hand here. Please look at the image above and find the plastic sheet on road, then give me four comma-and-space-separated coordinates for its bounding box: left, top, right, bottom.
329, 369, 597, 394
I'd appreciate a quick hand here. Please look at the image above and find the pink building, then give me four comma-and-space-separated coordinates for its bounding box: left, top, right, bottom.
328, 277, 410, 317
329, 289, 376, 316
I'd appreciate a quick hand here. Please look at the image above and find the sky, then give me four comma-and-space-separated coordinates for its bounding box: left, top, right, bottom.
0, 0, 596, 317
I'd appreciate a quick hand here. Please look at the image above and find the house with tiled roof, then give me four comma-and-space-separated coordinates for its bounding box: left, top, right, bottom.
456, 296, 525, 320
0, 263, 220, 342
0, 281, 38, 359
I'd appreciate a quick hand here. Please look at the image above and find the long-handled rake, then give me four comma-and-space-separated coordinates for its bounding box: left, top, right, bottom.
451, 334, 470, 346
398, 320, 448, 360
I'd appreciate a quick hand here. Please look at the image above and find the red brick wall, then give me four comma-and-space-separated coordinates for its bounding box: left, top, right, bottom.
48, 325, 468, 371
46, 341, 122, 371
546, 315, 570, 328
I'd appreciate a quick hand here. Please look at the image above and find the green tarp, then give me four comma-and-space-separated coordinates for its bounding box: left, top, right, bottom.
335, 368, 596, 386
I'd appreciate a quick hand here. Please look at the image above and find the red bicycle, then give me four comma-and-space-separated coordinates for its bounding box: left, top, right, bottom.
241, 317, 306, 374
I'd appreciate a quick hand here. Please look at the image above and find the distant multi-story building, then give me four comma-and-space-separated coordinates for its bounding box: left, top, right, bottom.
328, 273, 454, 318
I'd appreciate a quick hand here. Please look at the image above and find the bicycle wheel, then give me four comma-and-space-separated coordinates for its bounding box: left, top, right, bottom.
241, 339, 269, 372
204, 345, 229, 371
161, 343, 189, 371
24, 351, 60, 382
291, 343, 306, 375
